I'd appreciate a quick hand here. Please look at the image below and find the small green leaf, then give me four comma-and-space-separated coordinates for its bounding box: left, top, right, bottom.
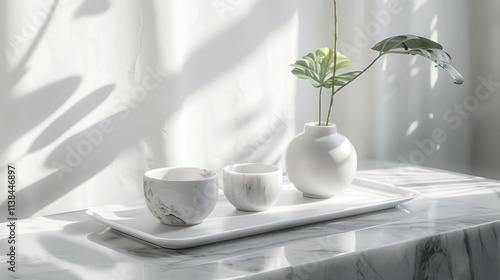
335, 71, 361, 81
291, 47, 357, 89
291, 68, 310, 80
291, 60, 310, 70
332, 60, 354, 71
333, 80, 346, 86
315, 47, 330, 58
310, 79, 322, 88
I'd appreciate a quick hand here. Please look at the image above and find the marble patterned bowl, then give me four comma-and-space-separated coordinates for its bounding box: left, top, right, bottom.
143, 167, 218, 226
223, 163, 283, 212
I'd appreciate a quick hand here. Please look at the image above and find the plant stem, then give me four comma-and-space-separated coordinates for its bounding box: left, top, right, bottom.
326, 0, 338, 126
334, 53, 385, 94
318, 86, 323, 126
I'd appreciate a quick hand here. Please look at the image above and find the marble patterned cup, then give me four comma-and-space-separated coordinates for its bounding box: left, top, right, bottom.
223, 163, 283, 212
143, 167, 219, 226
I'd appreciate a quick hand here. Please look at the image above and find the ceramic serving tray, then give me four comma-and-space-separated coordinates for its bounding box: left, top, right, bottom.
86, 177, 420, 249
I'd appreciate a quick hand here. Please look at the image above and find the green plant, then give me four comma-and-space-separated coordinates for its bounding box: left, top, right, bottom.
291, 0, 464, 126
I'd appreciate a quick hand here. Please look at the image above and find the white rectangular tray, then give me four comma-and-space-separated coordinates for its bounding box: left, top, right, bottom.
86, 177, 419, 249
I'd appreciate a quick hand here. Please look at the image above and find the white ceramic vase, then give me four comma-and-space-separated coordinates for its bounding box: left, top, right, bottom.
285, 122, 357, 198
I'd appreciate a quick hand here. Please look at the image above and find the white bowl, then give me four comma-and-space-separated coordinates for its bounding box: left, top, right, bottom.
223, 163, 283, 212
143, 167, 218, 226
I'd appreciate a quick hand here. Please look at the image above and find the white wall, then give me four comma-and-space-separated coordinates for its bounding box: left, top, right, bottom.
1, 0, 498, 220
1, 0, 304, 219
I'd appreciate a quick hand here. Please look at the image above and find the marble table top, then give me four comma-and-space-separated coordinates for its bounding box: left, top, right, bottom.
2, 161, 500, 279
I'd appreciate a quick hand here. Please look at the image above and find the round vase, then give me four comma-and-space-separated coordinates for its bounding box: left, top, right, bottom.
285, 122, 357, 198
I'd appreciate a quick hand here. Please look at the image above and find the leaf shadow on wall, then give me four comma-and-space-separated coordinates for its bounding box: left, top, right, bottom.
0, 77, 82, 154
74, 0, 110, 18
0, 0, 83, 163
137, 0, 299, 167
0, 1, 116, 219
0, 0, 83, 156
28, 84, 116, 153
3, 0, 299, 218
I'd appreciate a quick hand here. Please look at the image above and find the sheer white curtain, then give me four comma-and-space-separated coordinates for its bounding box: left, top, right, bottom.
332, 0, 475, 176
1, 0, 497, 220
364, 0, 500, 181
336, 0, 500, 180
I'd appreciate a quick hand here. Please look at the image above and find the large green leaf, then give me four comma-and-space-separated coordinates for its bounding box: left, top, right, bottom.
408, 48, 450, 63
291, 47, 358, 89
438, 62, 464, 85
372, 35, 443, 52
407, 48, 463, 84
372, 35, 464, 85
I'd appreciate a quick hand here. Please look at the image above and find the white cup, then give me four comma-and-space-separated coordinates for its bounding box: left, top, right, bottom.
143, 167, 219, 226
223, 163, 283, 212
